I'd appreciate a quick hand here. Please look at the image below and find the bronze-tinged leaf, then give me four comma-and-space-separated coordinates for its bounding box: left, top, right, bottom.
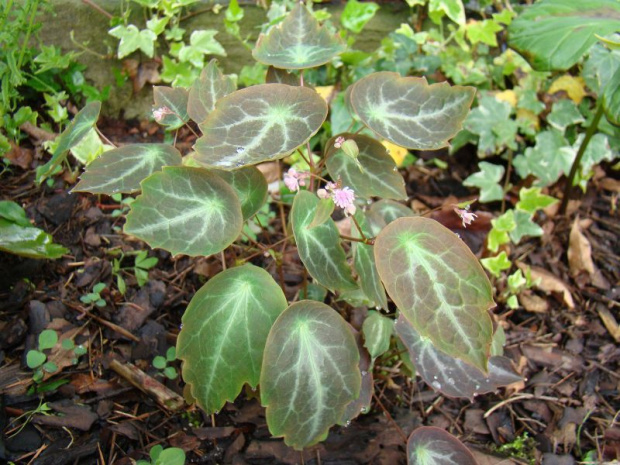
153, 86, 189, 130
193, 84, 327, 169
187, 59, 236, 124
252, 3, 346, 70
374, 217, 494, 372
348, 72, 475, 150
407, 426, 478, 465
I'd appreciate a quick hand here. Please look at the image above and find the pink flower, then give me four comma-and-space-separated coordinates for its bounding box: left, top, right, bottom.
283, 168, 309, 192
153, 106, 174, 122
454, 207, 477, 228
334, 136, 345, 149
319, 181, 356, 216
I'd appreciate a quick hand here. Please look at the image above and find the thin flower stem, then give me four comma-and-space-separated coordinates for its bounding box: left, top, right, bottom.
340, 234, 374, 245
559, 101, 605, 215
501, 149, 513, 214
306, 141, 316, 191
350, 214, 367, 241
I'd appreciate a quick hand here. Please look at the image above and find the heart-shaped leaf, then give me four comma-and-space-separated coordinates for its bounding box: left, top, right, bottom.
27, 350, 47, 369
177, 264, 287, 414
36, 101, 101, 183
73, 144, 182, 195
153, 86, 189, 130
252, 3, 346, 70
291, 191, 357, 292
325, 134, 406, 200
193, 84, 327, 169
407, 427, 478, 465
374, 217, 494, 372
266, 66, 300, 86
187, 59, 236, 123
352, 211, 388, 309
508, 0, 620, 71
124, 166, 242, 257
212, 166, 268, 220
341, 328, 373, 424
362, 311, 393, 361
368, 199, 415, 225
348, 72, 475, 150
395, 315, 521, 400
261, 301, 361, 450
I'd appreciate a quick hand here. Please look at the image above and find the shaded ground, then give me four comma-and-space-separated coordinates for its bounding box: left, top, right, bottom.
0, 116, 618, 465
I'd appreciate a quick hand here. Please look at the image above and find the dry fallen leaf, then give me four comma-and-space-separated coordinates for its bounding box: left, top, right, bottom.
568, 216, 595, 277
518, 263, 575, 309
519, 290, 549, 313
5, 142, 33, 169
598, 306, 620, 343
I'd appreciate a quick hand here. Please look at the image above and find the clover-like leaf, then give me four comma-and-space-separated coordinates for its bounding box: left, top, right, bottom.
261, 301, 361, 450
395, 315, 521, 400
212, 166, 268, 220
252, 3, 346, 70
73, 144, 182, 195
193, 84, 327, 169
291, 191, 357, 292
508, 0, 620, 71
374, 217, 494, 372
325, 134, 406, 200
407, 426, 478, 465
36, 101, 101, 183
177, 264, 287, 414
348, 72, 475, 150
153, 86, 189, 130
187, 59, 236, 124
362, 311, 393, 361
27, 350, 47, 369
352, 211, 388, 309
124, 166, 242, 257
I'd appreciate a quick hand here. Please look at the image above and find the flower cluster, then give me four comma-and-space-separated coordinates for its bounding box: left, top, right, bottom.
283, 168, 309, 192
318, 182, 356, 216
153, 106, 173, 122
454, 206, 477, 228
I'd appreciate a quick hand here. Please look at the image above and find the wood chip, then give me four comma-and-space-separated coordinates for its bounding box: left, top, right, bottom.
567, 216, 595, 277
597, 306, 620, 343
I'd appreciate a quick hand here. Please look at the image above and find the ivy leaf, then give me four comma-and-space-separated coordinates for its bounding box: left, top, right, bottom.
516, 187, 558, 214
109, 25, 157, 58
513, 130, 572, 187
177, 264, 287, 414
374, 217, 494, 372
187, 59, 236, 124
348, 72, 475, 150
178, 30, 226, 68
583, 42, 620, 94
193, 84, 327, 169
407, 427, 478, 465
481, 251, 512, 278
395, 315, 521, 400
463, 95, 518, 157
466, 19, 503, 47
575, 133, 614, 185
252, 3, 346, 69
291, 191, 357, 292
124, 167, 242, 257
73, 144, 182, 195
487, 210, 515, 253
463, 162, 505, 203
212, 166, 268, 220
325, 134, 406, 200
261, 301, 361, 450
153, 87, 189, 130
508, 0, 620, 71
36, 101, 101, 184
362, 311, 393, 361
340, 0, 379, 34
510, 210, 543, 244
547, 100, 585, 132
428, 0, 465, 26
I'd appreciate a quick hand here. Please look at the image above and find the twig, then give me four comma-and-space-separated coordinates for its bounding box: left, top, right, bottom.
372, 392, 408, 443
65, 302, 140, 342
81, 0, 113, 19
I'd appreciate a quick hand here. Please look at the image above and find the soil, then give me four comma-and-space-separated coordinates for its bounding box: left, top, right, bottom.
0, 115, 619, 465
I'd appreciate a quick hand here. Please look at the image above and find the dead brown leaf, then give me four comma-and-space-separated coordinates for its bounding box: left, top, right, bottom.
597, 306, 620, 343
567, 216, 595, 277
518, 264, 575, 309
519, 290, 549, 313
5, 142, 33, 169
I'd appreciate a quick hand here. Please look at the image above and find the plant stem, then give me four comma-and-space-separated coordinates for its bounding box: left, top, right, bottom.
350, 214, 367, 241
501, 149, 513, 214
559, 101, 605, 215
17, 0, 39, 70
81, 0, 113, 19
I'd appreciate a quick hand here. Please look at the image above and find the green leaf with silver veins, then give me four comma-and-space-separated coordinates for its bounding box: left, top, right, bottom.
407, 427, 478, 465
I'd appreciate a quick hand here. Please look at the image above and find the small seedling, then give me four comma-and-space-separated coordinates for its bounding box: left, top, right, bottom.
80, 282, 106, 307
26, 329, 59, 382
112, 250, 158, 294
135, 444, 185, 465
153, 347, 178, 380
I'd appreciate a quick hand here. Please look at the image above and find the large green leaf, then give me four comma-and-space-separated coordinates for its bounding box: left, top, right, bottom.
603, 67, 620, 125
395, 315, 521, 400
212, 166, 268, 220
374, 217, 494, 372
252, 3, 346, 69
177, 264, 287, 414
368, 199, 415, 225
72, 144, 182, 195
348, 72, 475, 150
325, 134, 406, 200
124, 166, 242, 257
153, 86, 189, 130
352, 211, 388, 309
0, 219, 68, 259
291, 191, 357, 292
508, 0, 620, 71
261, 301, 361, 450
36, 101, 101, 183
407, 427, 477, 465
193, 84, 327, 169
187, 59, 236, 124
